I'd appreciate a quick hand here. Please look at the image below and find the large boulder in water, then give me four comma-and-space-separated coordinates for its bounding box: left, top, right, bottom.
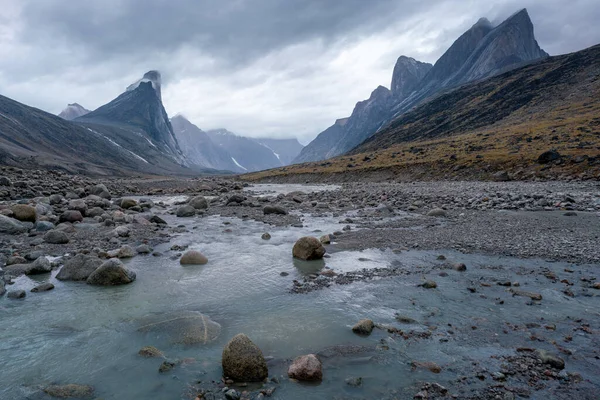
176, 205, 196, 217
137, 311, 221, 345
292, 237, 326, 260
11, 204, 36, 222
57, 254, 103, 281
86, 258, 136, 286
222, 333, 268, 382
180, 250, 208, 265
189, 196, 209, 210
288, 354, 323, 381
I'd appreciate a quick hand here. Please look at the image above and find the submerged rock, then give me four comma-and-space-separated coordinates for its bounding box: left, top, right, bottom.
43, 384, 94, 398
292, 237, 326, 260
222, 333, 268, 382
159, 360, 176, 373
352, 319, 375, 335
137, 311, 221, 345
7, 290, 26, 299
288, 354, 323, 381
180, 250, 208, 265
138, 346, 164, 358
86, 259, 136, 286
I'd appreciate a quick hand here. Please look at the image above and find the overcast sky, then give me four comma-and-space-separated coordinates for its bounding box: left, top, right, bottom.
1, 0, 599, 144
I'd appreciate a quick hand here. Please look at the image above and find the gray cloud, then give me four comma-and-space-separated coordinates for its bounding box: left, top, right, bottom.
2, 0, 599, 143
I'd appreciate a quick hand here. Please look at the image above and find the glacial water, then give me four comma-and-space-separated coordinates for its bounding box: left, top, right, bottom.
1, 184, 599, 399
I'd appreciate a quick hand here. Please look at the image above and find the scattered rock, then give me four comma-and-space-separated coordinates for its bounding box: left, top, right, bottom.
7, 290, 26, 299
226, 195, 245, 205
537, 349, 565, 370
261, 233, 271, 240
352, 319, 375, 335
0, 214, 28, 234
292, 237, 326, 260
11, 204, 36, 222
427, 208, 446, 217
138, 346, 164, 358
510, 289, 542, 301
31, 283, 55, 292
319, 234, 331, 244
57, 254, 103, 281
422, 280, 438, 289
176, 205, 196, 217
263, 205, 288, 215
86, 258, 136, 286
43, 384, 94, 399
180, 250, 208, 265
159, 360, 176, 373
4, 257, 52, 276
120, 198, 138, 209
453, 263, 467, 271
222, 333, 268, 382
60, 210, 83, 223
44, 230, 70, 244
538, 150, 561, 164
189, 196, 209, 209
411, 360, 442, 373
288, 354, 323, 381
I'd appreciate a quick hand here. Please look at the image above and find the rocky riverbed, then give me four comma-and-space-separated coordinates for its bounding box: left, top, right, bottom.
0, 167, 599, 399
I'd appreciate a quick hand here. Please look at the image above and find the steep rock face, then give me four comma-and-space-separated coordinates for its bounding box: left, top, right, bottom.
206, 129, 282, 172
171, 115, 241, 172
77, 71, 184, 164
391, 56, 433, 100
327, 86, 392, 158
255, 138, 304, 165
293, 118, 348, 163
300, 8, 548, 162
58, 103, 90, 120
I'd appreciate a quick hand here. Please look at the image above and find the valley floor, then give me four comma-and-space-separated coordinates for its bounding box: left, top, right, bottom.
1, 168, 599, 399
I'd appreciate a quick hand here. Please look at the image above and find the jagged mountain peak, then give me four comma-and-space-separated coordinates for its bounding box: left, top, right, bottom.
126, 70, 162, 100
473, 17, 493, 29
391, 56, 432, 100
58, 103, 91, 120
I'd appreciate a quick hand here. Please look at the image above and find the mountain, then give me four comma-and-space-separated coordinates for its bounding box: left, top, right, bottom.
298, 8, 549, 163
244, 44, 600, 182
0, 94, 189, 175
206, 129, 284, 172
294, 118, 348, 163
76, 70, 185, 165
171, 115, 242, 172
58, 103, 90, 120
255, 138, 304, 165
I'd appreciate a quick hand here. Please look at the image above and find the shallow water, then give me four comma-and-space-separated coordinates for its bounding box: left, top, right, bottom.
1, 184, 599, 399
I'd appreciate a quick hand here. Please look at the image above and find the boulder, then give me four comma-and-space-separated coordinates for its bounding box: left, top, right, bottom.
7, 290, 26, 299
49, 194, 64, 205
86, 207, 105, 218
60, 210, 83, 223
226, 194, 245, 205
538, 150, 561, 164
292, 237, 326, 260
120, 198, 138, 209
352, 319, 375, 335
261, 233, 271, 240
189, 196, 209, 210
86, 259, 136, 286
31, 282, 55, 292
43, 384, 94, 399
90, 184, 110, 197
0, 215, 28, 234
288, 354, 323, 381
44, 230, 69, 244
180, 250, 208, 265
0, 176, 12, 186
4, 257, 52, 276
319, 234, 331, 244
68, 199, 87, 214
11, 204, 37, 222
57, 254, 103, 281
35, 221, 56, 232
149, 215, 167, 225
137, 311, 221, 344
0, 280, 5, 296
263, 205, 288, 215
113, 226, 130, 238
176, 205, 196, 217
7, 255, 27, 265
222, 334, 268, 382
427, 208, 446, 217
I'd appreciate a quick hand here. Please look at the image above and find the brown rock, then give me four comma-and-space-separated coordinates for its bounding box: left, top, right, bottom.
222, 334, 268, 382
292, 237, 325, 260
288, 354, 323, 381
180, 250, 208, 265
